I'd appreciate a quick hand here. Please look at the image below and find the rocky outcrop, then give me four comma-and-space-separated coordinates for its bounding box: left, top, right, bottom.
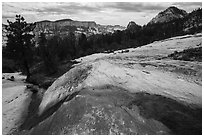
13, 33, 202, 135
183, 8, 202, 33
2, 24, 8, 47
33, 19, 125, 38
148, 6, 187, 25
35, 19, 97, 31
126, 21, 142, 32
23, 87, 172, 135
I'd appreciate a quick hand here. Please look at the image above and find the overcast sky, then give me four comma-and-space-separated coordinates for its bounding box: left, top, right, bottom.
2, 2, 202, 26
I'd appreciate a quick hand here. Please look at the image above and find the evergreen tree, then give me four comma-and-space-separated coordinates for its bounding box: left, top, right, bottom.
68, 32, 77, 58
38, 33, 58, 74
5, 15, 36, 80
78, 33, 89, 55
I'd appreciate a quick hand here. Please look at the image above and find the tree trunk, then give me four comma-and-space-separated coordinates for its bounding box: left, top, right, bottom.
24, 59, 31, 82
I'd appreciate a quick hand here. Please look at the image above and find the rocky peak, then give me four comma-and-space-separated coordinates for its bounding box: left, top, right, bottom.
127, 21, 136, 28
127, 21, 142, 31
148, 6, 188, 25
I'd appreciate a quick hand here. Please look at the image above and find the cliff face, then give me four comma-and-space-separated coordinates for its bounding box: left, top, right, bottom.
2, 24, 8, 47
35, 19, 97, 30
33, 19, 125, 38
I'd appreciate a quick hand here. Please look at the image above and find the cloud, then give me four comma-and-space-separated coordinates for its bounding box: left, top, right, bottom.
172, 2, 202, 7
172, 2, 202, 12
104, 2, 168, 13
2, 14, 15, 19
2, 2, 202, 25
35, 2, 102, 15
3, 2, 169, 17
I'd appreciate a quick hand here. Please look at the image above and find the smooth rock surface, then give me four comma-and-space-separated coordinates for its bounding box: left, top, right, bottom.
9, 33, 202, 135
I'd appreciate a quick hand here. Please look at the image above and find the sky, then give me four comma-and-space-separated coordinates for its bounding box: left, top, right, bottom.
2, 2, 202, 26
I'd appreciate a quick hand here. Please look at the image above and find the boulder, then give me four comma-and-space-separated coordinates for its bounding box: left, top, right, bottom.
8, 76, 15, 81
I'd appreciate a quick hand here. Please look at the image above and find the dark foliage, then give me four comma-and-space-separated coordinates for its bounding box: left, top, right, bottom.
168, 47, 202, 62
37, 33, 59, 74
4, 15, 36, 80
2, 57, 18, 73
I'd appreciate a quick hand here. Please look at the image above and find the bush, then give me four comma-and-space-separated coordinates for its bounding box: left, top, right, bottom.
2, 58, 18, 73
168, 47, 202, 62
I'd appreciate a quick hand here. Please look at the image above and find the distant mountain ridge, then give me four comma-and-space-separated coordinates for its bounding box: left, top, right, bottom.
123, 7, 201, 47
126, 6, 201, 34
36, 19, 97, 28
2, 18, 126, 46
2, 6, 202, 47
34, 19, 125, 38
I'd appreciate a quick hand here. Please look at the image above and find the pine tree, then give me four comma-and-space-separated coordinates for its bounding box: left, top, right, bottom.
5, 15, 36, 81
78, 33, 88, 55
38, 33, 58, 74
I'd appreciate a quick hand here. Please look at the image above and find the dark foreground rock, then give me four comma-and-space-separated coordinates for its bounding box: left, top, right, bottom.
17, 87, 167, 135
15, 86, 201, 135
